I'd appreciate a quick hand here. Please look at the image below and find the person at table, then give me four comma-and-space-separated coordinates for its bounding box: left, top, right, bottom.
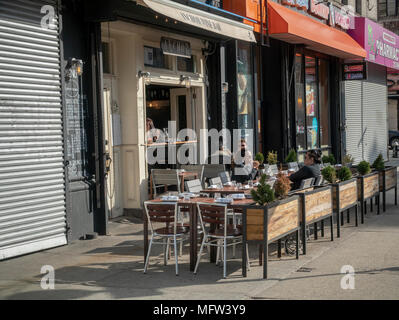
232, 138, 259, 183
146, 118, 163, 144
289, 149, 321, 190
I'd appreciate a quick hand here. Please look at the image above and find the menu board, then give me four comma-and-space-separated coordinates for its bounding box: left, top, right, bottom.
65, 72, 88, 179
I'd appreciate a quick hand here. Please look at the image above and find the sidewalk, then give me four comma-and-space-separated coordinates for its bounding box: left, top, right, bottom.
0, 180, 398, 300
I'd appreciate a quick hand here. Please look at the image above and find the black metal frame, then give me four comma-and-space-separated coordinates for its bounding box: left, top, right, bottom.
330, 178, 359, 238
379, 166, 398, 212
358, 172, 381, 225
296, 186, 334, 255
241, 196, 300, 279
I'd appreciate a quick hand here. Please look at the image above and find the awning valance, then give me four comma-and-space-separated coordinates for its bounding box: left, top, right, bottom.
142, 0, 256, 43
268, 1, 366, 60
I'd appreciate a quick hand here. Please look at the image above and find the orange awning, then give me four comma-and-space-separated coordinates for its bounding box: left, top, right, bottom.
267, 1, 366, 60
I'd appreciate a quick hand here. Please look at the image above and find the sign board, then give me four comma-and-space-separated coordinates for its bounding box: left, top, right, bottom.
161, 37, 192, 58
349, 17, 399, 71
281, 0, 352, 30
343, 63, 367, 81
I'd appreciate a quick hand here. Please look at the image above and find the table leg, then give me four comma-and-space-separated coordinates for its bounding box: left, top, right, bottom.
143, 209, 148, 261
189, 204, 198, 272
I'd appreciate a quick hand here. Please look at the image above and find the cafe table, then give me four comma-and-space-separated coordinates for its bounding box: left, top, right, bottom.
143, 197, 254, 271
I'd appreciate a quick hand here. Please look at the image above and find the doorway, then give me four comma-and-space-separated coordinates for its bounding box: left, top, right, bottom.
103, 79, 123, 218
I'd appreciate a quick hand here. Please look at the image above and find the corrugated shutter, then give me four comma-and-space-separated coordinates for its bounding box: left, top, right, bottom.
0, 0, 67, 260
344, 80, 363, 164
363, 64, 388, 163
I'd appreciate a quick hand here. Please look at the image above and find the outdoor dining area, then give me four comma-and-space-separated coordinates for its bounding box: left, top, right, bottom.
143, 150, 398, 279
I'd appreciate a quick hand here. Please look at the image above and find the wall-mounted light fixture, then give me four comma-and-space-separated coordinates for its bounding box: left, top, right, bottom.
180, 75, 191, 88
65, 58, 83, 82
138, 70, 151, 79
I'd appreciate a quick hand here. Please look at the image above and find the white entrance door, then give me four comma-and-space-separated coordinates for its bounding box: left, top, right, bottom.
170, 88, 193, 132
103, 81, 123, 218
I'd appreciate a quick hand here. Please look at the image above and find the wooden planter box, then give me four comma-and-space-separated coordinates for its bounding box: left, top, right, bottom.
357, 171, 380, 223
378, 166, 398, 212
241, 195, 301, 279
297, 186, 333, 255
331, 178, 359, 238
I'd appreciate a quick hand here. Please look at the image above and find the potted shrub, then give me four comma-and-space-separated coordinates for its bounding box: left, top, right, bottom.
330, 166, 359, 237
267, 151, 278, 165
255, 152, 265, 169
285, 149, 298, 164
356, 160, 380, 222
342, 154, 354, 168
321, 166, 337, 184
372, 153, 398, 212
322, 154, 336, 166
244, 174, 301, 279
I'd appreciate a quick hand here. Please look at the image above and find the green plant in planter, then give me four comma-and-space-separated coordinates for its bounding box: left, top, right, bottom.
285, 149, 297, 163
321, 166, 337, 184
267, 151, 278, 165
255, 152, 265, 166
372, 154, 385, 171
342, 154, 354, 167
322, 154, 336, 165
357, 161, 371, 176
251, 174, 275, 206
337, 166, 352, 182
274, 172, 292, 198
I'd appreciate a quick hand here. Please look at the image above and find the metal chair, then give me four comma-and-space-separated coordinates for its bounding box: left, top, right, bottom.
288, 162, 299, 171
299, 177, 315, 190
185, 179, 203, 193
143, 202, 189, 275
269, 164, 279, 176
219, 171, 232, 185
209, 177, 223, 188
180, 165, 204, 186
203, 164, 226, 186
313, 175, 324, 187
151, 169, 180, 198
194, 203, 249, 278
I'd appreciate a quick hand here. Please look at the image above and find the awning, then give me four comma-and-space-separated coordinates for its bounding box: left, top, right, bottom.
141, 0, 256, 42
268, 1, 366, 60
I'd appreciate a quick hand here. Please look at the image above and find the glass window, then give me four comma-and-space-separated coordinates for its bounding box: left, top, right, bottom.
305, 56, 319, 150
102, 42, 112, 74
144, 46, 170, 69
319, 59, 330, 149
237, 42, 254, 136
295, 54, 306, 152
177, 55, 196, 73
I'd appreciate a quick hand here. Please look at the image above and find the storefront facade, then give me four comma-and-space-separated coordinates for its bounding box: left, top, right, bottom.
224, 0, 366, 163
85, 0, 256, 215
346, 17, 395, 163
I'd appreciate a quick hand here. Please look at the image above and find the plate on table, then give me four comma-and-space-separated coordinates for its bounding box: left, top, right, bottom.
215, 198, 233, 204
208, 185, 220, 189
230, 193, 246, 200
179, 193, 196, 199
224, 182, 233, 186
160, 195, 179, 202
253, 182, 260, 187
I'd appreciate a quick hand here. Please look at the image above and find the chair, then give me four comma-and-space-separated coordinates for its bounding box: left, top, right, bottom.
219, 171, 232, 185
143, 202, 189, 275
209, 177, 223, 188
203, 164, 226, 186
194, 203, 248, 278
299, 178, 315, 190
288, 162, 299, 171
313, 175, 324, 187
180, 165, 204, 185
151, 169, 180, 198
185, 179, 203, 193
269, 164, 279, 176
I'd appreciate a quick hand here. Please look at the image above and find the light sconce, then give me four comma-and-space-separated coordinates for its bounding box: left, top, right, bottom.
180, 75, 191, 88
65, 58, 83, 82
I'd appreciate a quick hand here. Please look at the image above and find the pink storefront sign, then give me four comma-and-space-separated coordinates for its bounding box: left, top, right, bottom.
348, 17, 399, 71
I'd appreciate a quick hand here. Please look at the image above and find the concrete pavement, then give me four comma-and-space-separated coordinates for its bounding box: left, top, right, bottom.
0, 166, 398, 299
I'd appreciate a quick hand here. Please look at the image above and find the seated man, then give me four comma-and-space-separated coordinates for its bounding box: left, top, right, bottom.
289, 149, 321, 190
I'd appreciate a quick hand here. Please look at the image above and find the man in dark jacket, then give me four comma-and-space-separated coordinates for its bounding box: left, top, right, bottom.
289, 150, 321, 190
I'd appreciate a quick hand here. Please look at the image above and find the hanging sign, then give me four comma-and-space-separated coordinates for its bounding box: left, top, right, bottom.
161, 37, 192, 58
343, 63, 367, 81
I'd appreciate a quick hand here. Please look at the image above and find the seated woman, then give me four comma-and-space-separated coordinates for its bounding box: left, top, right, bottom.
232, 138, 259, 183
289, 150, 321, 190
